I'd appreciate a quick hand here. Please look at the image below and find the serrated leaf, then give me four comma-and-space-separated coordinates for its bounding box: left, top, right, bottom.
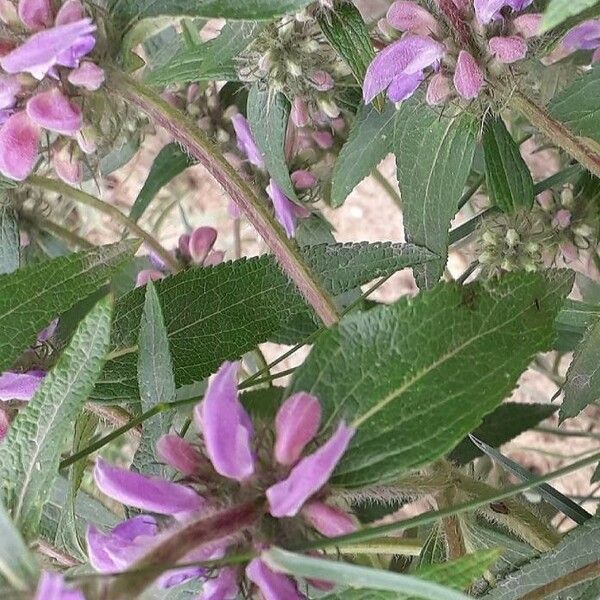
267, 548, 499, 600
0, 241, 133, 374
132, 282, 176, 477
485, 518, 600, 600
0, 297, 113, 538
560, 315, 600, 420
482, 116, 534, 213
0, 499, 38, 592
449, 403, 556, 464
93, 242, 434, 402
288, 271, 572, 487
394, 102, 477, 288
541, 0, 600, 33
331, 102, 396, 207
0, 206, 19, 275
247, 86, 298, 203
109, 0, 313, 30
146, 21, 262, 85
549, 66, 600, 145
130, 144, 194, 223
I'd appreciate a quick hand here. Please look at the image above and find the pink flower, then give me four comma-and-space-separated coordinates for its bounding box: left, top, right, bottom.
488, 36, 528, 63
453, 51, 484, 99
426, 72, 452, 106
231, 114, 264, 168
0, 111, 40, 180
34, 571, 84, 600
246, 559, 305, 600
156, 434, 203, 477
563, 19, 600, 51
474, 0, 533, 25
68, 61, 105, 90
27, 88, 82, 134
386, 1, 441, 36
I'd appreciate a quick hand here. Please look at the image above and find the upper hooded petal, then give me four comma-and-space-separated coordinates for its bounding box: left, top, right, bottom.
195, 361, 255, 481
563, 19, 600, 50
27, 88, 82, 134
453, 50, 484, 99
387, 1, 441, 35
231, 114, 265, 168
387, 70, 424, 102
18, 0, 52, 30
0, 111, 40, 181
68, 61, 105, 90
94, 458, 205, 519
156, 434, 203, 477
0, 370, 44, 401
246, 559, 305, 600
488, 35, 528, 63
55, 0, 84, 25
266, 422, 355, 518
363, 34, 445, 103
266, 180, 297, 239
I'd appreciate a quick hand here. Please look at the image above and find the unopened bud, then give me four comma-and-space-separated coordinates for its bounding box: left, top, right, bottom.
287, 60, 303, 78
482, 230, 498, 246
312, 130, 334, 149
291, 169, 318, 190
318, 98, 340, 119
454, 51, 484, 100
156, 434, 203, 476
560, 186, 574, 208
512, 13, 542, 39
526, 241, 540, 254
488, 36, 528, 64
573, 223, 593, 238
426, 72, 452, 106
552, 209, 571, 230
505, 229, 520, 247
291, 96, 310, 128
479, 250, 495, 264
302, 502, 357, 537
501, 258, 515, 272
310, 70, 334, 91
189, 227, 218, 265
536, 190, 554, 211
0, 0, 18, 25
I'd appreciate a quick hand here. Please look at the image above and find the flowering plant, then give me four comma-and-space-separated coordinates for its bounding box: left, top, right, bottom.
0, 1, 599, 599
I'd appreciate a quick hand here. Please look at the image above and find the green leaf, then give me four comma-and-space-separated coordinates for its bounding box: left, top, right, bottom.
94, 242, 434, 401
541, 0, 600, 33
485, 518, 600, 600
449, 402, 556, 464
0, 297, 113, 538
109, 0, 313, 29
132, 281, 176, 477
482, 116, 534, 213
265, 548, 499, 600
555, 299, 600, 351
0, 241, 133, 374
247, 86, 298, 202
288, 271, 572, 487
0, 499, 38, 592
318, 3, 378, 105
0, 206, 19, 275
146, 21, 262, 85
549, 67, 600, 145
129, 144, 194, 223
394, 102, 477, 288
560, 315, 600, 420
331, 102, 396, 207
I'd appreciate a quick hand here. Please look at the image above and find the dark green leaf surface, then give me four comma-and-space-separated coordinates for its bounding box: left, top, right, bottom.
289, 271, 572, 486
560, 316, 600, 420
483, 116, 534, 213
450, 402, 556, 464
147, 21, 262, 85
129, 144, 194, 223
94, 242, 434, 401
133, 282, 176, 477
542, 0, 600, 33
485, 518, 600, 600
394, 103, 477, 288
549, 67, 600, 145
0, 241, 133, 373
0, 206, 19, 275
331, 102, 396, 207
0, 298, 113, 538
247, 86, 298, 202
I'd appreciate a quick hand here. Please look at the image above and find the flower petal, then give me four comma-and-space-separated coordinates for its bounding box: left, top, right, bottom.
135, 269, 164, 288
189, 226, 218, 265
489, 36, 528, 63
231, 114, 264, 168
53, 143, 82, 184
426, 72, 452, 105
0, 75, 21, 110
267, 422, 355, 518
0, 370, 44, 401
156, 434, 203, 476
27, 88, 82, 134
68, 61, 105, 90
512, 13, 542, 38
266, 179, 298, 238
55, 0, 84, 25
387, 70, 423, 102
196, 361, 255, 481
387, 1, 441, 35
363, 35, 444, 103
18, 0, 52, 30
474, 0, 506, 24
291, 169, 317, 190
34, 572, 85, 600
0, 407, 9, 441
562, 19, 600, 51
274, 392, 321, 466
198, 567, 239, 600
453, 50, 484, 99
94, 458, 205, 518
246, 559, 304, 600
302, 501, 357, 537
0, 111, 40, 181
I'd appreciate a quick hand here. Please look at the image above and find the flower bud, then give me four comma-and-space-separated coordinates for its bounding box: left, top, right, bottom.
512, 14, 542, 38
53, 143, 83, 184
318, 97, 340, 119
560, 241, 578, 261
178, 233, 191, 260
156, 434, 203, 476
18, 0, 53, 30
274, 392, 321, 466
482, 230, 498, 245
135, 269, 164, 288
489, 36, 528, 64
189, 227, 218, 265
291, 96, 310, 128
560, 186, 574, 208
68, 62, 105, 91
426, 72, 452, 106
526, 241, 540, 254
287, 60, 302, 78
302, 501, 357, 537
552, 209, 571, 230
573, 223, 593, 238
0, 0, 18, 26
453, 51, 484, 100
536, 190, 554, 211
310, 70, 334, 91
505, 228, 520, 247
387, 1, 441, 36
0, 406, 9, 440
312, 130, 334, 149
291, 169, 317, 190
479, 250, 495, 264
501, 258, 515, 272
204, 250, 225, 266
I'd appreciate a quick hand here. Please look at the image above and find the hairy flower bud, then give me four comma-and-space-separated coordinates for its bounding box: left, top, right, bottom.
454, 51, 484, 100
426, 72, 452, 105
489, 36, 528, 63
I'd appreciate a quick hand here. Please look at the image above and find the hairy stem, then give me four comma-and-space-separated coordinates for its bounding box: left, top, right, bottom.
27, 176, 180, 272
108, 69, 340, 327
509, 90, 600, 178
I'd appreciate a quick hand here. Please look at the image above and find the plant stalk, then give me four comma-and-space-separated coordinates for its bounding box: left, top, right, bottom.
108, 69, 340, 327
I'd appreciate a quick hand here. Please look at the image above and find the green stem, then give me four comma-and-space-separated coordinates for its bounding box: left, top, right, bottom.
372, 168, 402, 209
23, 212, 94, 250
27, 175, 180, 272
534, 426, 600, 441
108, 69, 340, 327
509, 90, 600, 179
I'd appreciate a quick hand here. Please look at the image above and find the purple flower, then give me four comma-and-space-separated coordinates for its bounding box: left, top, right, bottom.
34, 571, 84, 600
27, 88, 82, 135
453, 50, 484, 99
563, 19, 600, 51
363, 34, 445, 104
0, 111, 40, 181
474, 0, 533, 25
156, 434, 203, 476
301, 501, 357, 537
246, 559, 305, 600
0, 370, 45, 401
199, 567, 239, 600
231, 114, 265, 168
266, 179, 307, 238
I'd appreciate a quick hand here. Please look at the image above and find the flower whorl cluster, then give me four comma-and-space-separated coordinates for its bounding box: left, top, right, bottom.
0, 0, 105, 182
87, 361, 356, 599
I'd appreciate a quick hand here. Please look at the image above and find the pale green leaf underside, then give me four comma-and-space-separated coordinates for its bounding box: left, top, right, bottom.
289, 271, 572, 486
541, 0, 600, 32
0, 206, 19, 275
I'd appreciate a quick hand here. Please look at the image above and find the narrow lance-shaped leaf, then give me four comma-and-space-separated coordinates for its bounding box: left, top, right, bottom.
132, 281, 176, 477
394, 101, 477, 288
0, 205, 19, 275
482, 116, 534, 213
0, 297, 113, 538
0, 241, 134, 373
247, 86, 298, 202
288, 271, 573, 487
